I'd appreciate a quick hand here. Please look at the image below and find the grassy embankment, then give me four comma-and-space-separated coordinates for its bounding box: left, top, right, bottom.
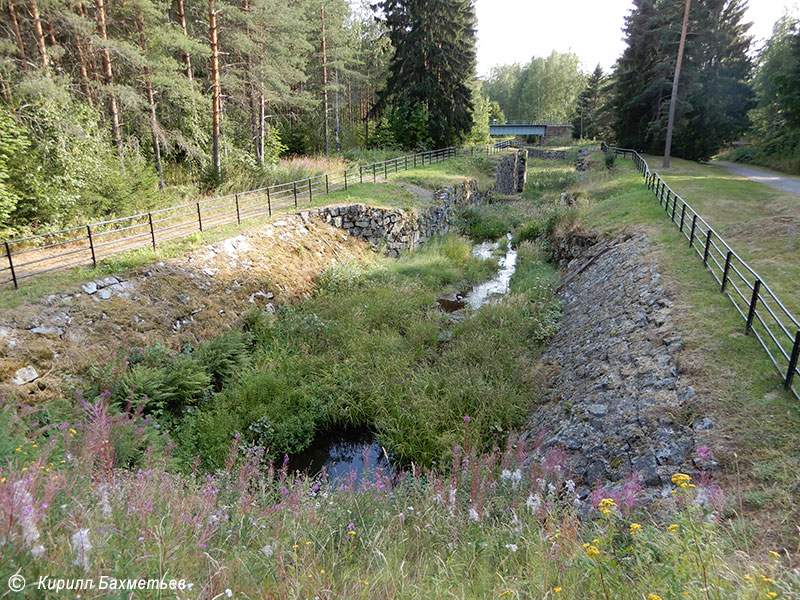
0, 153, 797, 598
0, 155, 495, 309
572, 154, 800, 550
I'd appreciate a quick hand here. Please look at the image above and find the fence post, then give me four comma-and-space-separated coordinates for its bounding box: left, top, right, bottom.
665, 190, 671, 213
679, 204, 686, 232
326, 175, 329, 194
344, 171, 348, 190
373, 164, 376, 183
414, 154, 417, 168
395, 158, 398, 173
745, 280, 761, 333
5, 241, 18, 289
235, 193, 241, 224
87, 225, 97, 268
148, 212, 157, 250
671, 194, 677, 222
702, 229, 712, 266
267, 187, 272, 217
785, 330, 800, 390
308, 178, 313, 202
360, 166, 363, 184
721, 251, 733, 292
689, 215, 697, 248
384, 162, 388, 179
405, 155, 408, 170
197, 202, 203, 231
293, 182, 298, 208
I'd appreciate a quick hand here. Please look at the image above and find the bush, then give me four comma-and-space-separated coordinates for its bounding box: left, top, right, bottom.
511, 221, 542, 247
194, 331, 251, 391
605, 152, 616, 169
455, 207, 511, 240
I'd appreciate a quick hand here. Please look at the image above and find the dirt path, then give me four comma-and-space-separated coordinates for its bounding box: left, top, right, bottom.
713, 161, 800, 195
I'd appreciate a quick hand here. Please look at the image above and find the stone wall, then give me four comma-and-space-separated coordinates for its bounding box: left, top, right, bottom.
306, 178, 488, 257
495, 149, 528, 194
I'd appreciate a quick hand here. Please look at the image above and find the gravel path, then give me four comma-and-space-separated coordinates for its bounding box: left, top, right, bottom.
713, 161, 800, 195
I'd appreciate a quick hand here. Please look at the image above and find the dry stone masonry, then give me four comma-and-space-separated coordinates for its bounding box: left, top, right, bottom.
524, 234, 705, 500
307, 178, 490, 256
495, 149, 528, 195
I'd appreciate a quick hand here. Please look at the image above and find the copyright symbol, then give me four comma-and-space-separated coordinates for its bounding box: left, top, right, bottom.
8, 574, 25, 593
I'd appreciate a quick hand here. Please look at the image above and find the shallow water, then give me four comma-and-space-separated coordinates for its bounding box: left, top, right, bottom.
465, 233, 518, 309
288, 429, 393, 483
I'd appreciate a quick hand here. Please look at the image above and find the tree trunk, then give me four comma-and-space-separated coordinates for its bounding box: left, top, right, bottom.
174, 0, 193, 80
209, 0, 222, 178
334, 70, 341, 153
321, 5, 329, 156
94, 0, 123, 157
136, 11, 164, 188
29, 0, 49, 69
663, 0, 691, 169
7, 2, 28, 72
258, 93, 265, 161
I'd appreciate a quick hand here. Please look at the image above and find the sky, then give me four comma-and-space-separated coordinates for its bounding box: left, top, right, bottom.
475, 0, 800, 77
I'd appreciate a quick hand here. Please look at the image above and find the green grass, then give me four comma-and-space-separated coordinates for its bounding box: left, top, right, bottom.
577, 159, 800, 548
309, 182, 421, 212
641, 155, 800, 317
390, 156, 497, 191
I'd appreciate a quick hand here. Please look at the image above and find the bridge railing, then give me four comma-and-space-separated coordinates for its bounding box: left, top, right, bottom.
604, 144, 800, 401
490, 120, 570, 126
0, 141, 512, 289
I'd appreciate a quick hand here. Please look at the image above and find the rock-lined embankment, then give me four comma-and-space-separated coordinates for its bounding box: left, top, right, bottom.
525, 233, 709, 498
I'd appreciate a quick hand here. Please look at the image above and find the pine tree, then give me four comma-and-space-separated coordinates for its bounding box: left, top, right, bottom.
373, 0, 477, 148
612, 0, 753, 160
573, 65, 611, 140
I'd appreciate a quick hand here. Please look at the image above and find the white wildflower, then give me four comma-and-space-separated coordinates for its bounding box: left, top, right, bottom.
468, 507, 480, 522
261, 544, 274, 558
504, 544, 518, 552
97, 484, 112, 518
225, 589, 233, 598
433, 493, 444, 505
31, 544, 45, 558
501, 469, 512, 481
565, 479, 576, 495
71, 528, 92, 571
526, 493, 542, 514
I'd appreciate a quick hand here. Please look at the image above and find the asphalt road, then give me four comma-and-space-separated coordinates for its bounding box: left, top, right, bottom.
713, 161, 800, 195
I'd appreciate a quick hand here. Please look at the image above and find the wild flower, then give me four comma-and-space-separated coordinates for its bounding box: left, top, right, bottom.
71, 529, 92, 571
261, 544, 274, 557
769, 551, 780, 559
525, 493, 542, 514
671, 473, 692, 489
647, 595, 663, 600
696, 445, 712, 461
554, 587, 562, 593
583, 543, 600, 558
504, 544, 518, 552
468, 507, 480, 522
630, 523, 642, 534
598, 498, 617, 515
668, 524, 678, 533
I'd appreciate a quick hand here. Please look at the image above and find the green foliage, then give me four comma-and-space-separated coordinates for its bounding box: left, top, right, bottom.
484, 51, 585, 122
194, 330, 251, 391
612, 0, 754, 161
455, 207, 512, 241
374, 0, 478, 147
572, 65, 613, 140
511, 221, 542, 247
605, 152, 617, 169
0, 109, 30, 234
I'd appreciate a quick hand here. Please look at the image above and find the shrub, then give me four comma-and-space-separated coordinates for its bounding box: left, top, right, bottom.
194, 330, 251, 391
455, 207, 511, 240
605, 152, 616, 169
511, 221, 542, 247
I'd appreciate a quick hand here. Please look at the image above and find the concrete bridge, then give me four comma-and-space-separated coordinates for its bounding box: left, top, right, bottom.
489, 121, 573, 140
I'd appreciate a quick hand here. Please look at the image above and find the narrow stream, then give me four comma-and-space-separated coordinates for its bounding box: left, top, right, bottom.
436, 233, 518, 312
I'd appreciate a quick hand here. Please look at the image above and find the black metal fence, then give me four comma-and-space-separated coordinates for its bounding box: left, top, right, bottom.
0, 141, 511, 289
605, 145, 800, 400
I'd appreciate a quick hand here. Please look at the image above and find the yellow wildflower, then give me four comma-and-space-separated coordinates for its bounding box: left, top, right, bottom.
498, 591, 514, 598
292, 544, 299, 549
744, 575, 753, 582
554, 587, 563, 593
761, 575, 773, 583
584, 545, 600, 558
767, 593, 777, 599
768, 550, 780, 559
671, 473, 692, 489
363, 581, 369, 586
648, 595, 663, 600
598, 498, 617, 515
348, 531, 356, 535
0, 477, 5, 483
320, 569, 325, 575
307, 574, 312, 579
630, 523, 642, 534
668, 524, 678, 532
305, 541, 312, 545
592, 538, 600, 544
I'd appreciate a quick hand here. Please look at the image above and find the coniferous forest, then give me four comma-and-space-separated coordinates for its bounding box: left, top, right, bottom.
0, 0, 487, 237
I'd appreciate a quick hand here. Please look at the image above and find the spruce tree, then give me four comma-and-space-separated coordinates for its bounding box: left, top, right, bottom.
373, 0, 477, 148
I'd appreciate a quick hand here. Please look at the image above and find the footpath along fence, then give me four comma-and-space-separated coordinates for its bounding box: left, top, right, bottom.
604, 144, 800, 400
0, 141, 512, 289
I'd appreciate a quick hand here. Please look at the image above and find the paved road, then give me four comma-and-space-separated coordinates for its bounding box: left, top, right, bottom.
713, 161, 800, 195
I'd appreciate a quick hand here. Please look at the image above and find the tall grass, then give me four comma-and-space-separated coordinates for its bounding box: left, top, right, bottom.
0, 400, 795, 599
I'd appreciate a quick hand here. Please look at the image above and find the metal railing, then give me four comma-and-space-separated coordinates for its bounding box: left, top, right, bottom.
604, 144, 800, 400
0, 141, 511, 289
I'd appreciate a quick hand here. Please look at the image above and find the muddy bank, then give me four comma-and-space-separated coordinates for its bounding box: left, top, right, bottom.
524, 233, 711, 499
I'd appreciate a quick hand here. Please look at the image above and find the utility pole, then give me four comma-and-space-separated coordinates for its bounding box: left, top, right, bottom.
663, 0, 691, 169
